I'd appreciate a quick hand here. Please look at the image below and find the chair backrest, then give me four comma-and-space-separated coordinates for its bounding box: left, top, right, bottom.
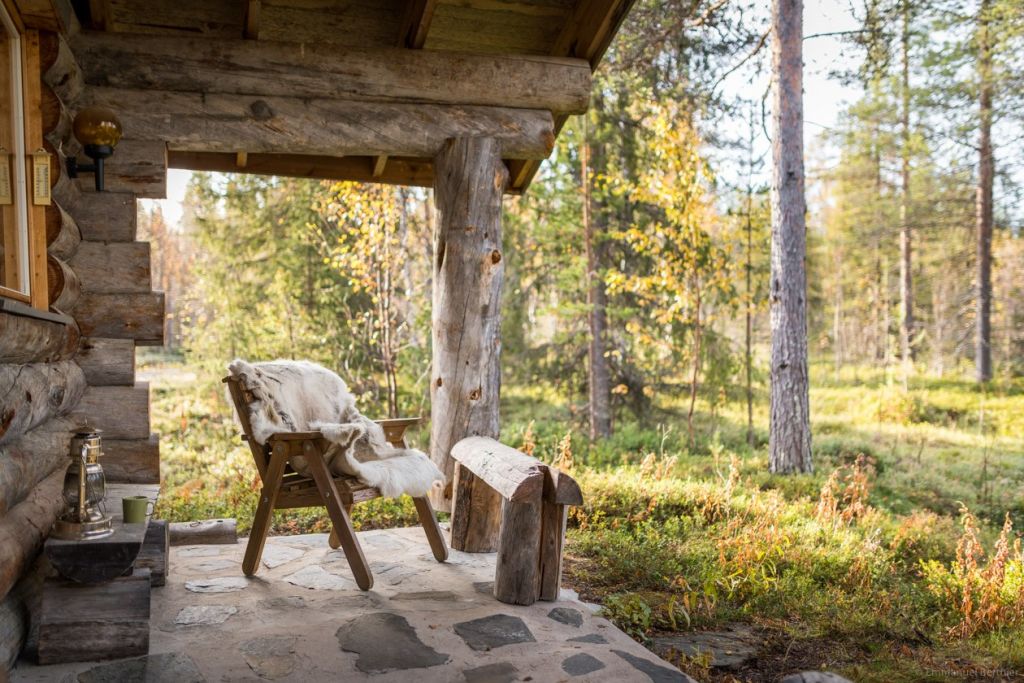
222, 375, 271, 479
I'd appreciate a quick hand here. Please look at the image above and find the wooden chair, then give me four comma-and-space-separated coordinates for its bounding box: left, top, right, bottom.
223, 375, 448, 590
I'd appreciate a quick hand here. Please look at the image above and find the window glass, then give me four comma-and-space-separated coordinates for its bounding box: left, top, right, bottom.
0, 4, 29, 297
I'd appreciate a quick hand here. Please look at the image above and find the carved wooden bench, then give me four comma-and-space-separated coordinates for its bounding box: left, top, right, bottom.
450, 437, 583, 606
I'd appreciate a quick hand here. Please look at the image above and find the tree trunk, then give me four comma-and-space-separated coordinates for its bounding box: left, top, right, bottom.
768, 0, 812, 474
975, 0, 994, 383
746, 186, 755, 448
429, 138, 506, 547
899, 0, 914, 372
582, 127, 611, 441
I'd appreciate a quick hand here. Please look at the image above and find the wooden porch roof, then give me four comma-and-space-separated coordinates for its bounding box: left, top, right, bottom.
16, 0, 635, 193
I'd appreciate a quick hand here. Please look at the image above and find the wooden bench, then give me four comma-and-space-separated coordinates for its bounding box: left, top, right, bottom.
451, 437, 583, 606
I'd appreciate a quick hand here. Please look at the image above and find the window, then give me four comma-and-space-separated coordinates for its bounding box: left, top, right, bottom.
0, 3, 47, 313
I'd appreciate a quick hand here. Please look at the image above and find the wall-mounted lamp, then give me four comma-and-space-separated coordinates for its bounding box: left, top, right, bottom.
66, 106, 122, 192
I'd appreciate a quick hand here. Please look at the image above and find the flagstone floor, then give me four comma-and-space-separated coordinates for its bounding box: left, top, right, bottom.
12, 526, 693, 683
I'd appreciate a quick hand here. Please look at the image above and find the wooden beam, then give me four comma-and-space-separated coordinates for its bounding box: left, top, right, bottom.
372, 155, 388, 178
243, 0, 260, 39
169, 151, 435, 188
74, 383, 151, 439
70, 32, 592, 114
0, 304, 80, 363
398, 0, 436, 49
69, 242, 152, 293
77, 337, 135, 385
84, 86, 554, 160
74, 291, 165, 344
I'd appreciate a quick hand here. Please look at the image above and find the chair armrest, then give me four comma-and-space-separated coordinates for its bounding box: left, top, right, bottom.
374, 417, 422, 427
267, 431, 324, 442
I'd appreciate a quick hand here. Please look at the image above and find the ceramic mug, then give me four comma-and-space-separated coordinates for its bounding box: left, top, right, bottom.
122, 495, 154, 524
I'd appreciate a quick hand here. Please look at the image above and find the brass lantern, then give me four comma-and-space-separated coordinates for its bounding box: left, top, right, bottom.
52, 431, 114, 540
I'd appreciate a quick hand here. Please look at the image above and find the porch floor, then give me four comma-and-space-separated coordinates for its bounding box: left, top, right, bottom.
12, 526, 692, 682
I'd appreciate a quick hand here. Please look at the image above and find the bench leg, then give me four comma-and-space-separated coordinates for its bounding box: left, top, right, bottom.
304, 442, 373, 590
413, 497, 448, 562
242, 444, 288, 576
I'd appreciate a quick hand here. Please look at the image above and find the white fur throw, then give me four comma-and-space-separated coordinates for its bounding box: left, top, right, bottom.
225, 359, 443, 499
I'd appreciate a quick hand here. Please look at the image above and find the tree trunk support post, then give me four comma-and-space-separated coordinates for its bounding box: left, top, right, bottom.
429, 137, 507, 553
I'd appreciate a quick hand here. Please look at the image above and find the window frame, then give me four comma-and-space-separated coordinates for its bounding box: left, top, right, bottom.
0, 0, 47, 311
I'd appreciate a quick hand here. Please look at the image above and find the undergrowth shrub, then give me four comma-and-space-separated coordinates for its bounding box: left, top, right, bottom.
921, 508, 1024, 638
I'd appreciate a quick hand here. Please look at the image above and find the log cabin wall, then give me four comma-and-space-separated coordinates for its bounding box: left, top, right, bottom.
0, 17, 165, 671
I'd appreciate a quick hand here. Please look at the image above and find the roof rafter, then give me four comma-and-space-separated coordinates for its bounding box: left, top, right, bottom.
398, 0, 436, 49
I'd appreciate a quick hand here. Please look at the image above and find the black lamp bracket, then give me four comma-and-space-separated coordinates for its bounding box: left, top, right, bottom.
66, 144, 115, 192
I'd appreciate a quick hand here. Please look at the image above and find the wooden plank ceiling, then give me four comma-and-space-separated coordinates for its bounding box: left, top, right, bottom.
56, 0, 634, 193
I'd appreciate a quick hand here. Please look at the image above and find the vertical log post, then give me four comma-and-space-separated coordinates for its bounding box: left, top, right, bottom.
430, 137, 507, 552
494, 490, 543, 605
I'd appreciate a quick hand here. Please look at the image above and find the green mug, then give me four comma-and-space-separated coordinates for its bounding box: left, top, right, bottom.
122, 496, 154, 524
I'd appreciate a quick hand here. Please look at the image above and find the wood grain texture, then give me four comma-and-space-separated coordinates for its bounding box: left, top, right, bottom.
64, 192, 137, 242
40, 31, 83, 105
448, 463, 501, 553
101, 434, 159, 484
45, 202, 82, 261
0, 469, 64, 600
450, 436, 545, 502
0, 419, 75, 516
71, 31, 590, 113
44, 521, 149, 584
37, 570, 151, 665
169, 518, 237, 546
76, 337, 135, 386
0, 309, 81, 364
83, 87, 555, 160
74, 291, 165, 344
494, 491, 543, 605
0, 555, 47, 671
0, 362, 87, 446
47, 254, 81, 312
170, 151, 435, 188
73, 383, 150, 439
429, 137, 507, 521
134, 519, 168, 586
69, 242, 152, 293
75, 139, 167, 199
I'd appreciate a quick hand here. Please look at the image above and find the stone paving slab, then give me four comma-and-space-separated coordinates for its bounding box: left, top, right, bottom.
13, 527, 693, 683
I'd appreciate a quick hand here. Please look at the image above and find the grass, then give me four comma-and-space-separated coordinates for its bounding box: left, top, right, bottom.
143, 352, 1024, 682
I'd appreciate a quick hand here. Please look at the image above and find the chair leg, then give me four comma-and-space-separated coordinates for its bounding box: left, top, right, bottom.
327, 504, 350, 550
304, 442, 373, 590
242, 444, 288, 576
413, 497, 449, 563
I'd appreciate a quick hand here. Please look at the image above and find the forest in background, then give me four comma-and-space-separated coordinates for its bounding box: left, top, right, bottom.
146, 0, 1024, 423
140, 0, 1024, 680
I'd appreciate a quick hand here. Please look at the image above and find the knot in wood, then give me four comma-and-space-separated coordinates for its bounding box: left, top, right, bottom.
490, 249, 501, 264
436, 377, 443, 387
249, 100, 274, 120
469, 387, 482, 401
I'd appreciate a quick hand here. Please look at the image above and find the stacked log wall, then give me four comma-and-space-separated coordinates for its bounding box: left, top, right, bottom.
0, 28, 166, 673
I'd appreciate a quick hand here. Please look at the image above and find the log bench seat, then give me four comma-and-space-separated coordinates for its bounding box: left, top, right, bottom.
450, 437, 583, 606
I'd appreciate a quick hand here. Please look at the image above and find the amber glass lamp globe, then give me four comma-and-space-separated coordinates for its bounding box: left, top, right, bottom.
72, 107, 123, 149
